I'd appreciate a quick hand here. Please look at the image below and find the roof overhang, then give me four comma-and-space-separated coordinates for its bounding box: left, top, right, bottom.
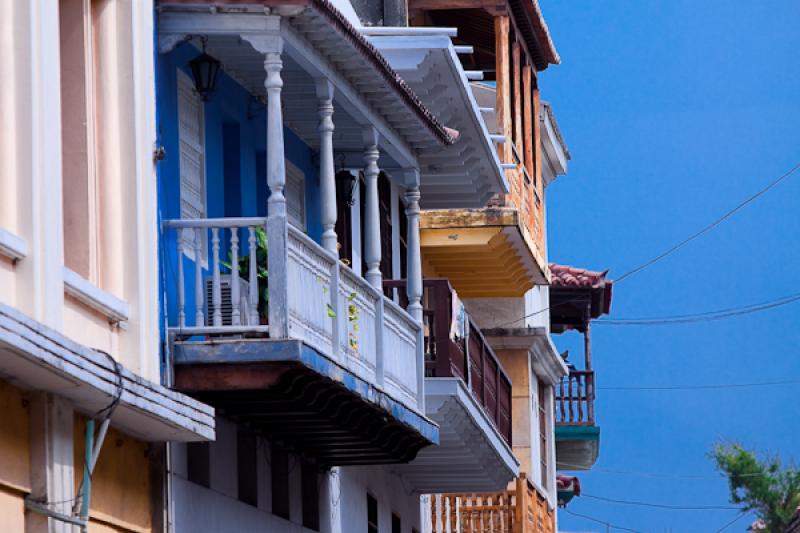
420, 208, 549, 297
540, 102, 569, 185
396, 378, 519, 493
483, 327, 568, 386
173, 338, 439, 466
366, 31, 508, 208
157, 2, 457, 184
0, 304, 214, 442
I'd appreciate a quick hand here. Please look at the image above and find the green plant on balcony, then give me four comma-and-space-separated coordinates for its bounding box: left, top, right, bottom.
222, 226, 269, 322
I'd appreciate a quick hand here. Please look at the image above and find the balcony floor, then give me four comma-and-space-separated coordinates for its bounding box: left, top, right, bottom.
555, 425, 600, 471
395, 378, 519, 493
173, 338, 438, 465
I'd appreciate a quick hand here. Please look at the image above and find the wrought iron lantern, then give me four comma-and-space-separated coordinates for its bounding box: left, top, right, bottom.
189, 37, 220, 101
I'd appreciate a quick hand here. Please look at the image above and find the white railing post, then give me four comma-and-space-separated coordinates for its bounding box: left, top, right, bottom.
177, 231, 186, 328
375, 294, 385, 387
248, 226, 259, 325
316, 78, 337, 255
211, 227, 222, 326
362, 127, 382, 289
260, 33, 290, 338
405, 181, 425, 409
230, 227, 241, 326
194, 227, 204, 326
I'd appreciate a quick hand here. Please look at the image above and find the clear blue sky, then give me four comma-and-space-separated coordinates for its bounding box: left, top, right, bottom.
540, 1, 800, 531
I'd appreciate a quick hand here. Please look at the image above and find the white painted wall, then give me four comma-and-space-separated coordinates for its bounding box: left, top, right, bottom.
171, 416, 420, 533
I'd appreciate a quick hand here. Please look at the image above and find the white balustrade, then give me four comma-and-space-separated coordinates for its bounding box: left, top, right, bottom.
163, 217, 270, 336
384, 299, 422, 408
164, 216, 424, 411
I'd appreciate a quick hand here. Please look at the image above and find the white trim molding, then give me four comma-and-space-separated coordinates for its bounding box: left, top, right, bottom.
63, 267, 130, 324
0, 303, 214, 441
0, 228, 28, 262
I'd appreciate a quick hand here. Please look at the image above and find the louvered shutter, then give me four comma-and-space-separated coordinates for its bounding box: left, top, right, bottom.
285, 160, 305, 230
177, 69, 207, 258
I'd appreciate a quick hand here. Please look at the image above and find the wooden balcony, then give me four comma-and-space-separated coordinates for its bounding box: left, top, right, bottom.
385, 278, 512, 445
161, 217, 437, 466
430, 474, 554, 533
555, 370, 595, 426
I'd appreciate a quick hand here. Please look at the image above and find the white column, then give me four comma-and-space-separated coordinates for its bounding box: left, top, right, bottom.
316, 79, 337, 255
404, 184, 423, 323
28, 393, 75, 533
243, 27, 290, 338
362, 127, 382, 289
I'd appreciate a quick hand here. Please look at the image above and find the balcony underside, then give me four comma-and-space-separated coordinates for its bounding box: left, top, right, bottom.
396, 378, 518, 493
555, 425, 600, 471
420, 208, 548, 298
173, 339, 438, 466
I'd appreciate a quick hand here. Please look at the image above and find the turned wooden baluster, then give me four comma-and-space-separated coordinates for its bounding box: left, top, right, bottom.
248, 226, 259, 325
211, 227, 222, 326
194, 228, 204, 326
230, 227, 240, 326
177, 230, 186, 328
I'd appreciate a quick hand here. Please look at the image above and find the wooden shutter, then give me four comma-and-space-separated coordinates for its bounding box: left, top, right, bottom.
285, 160, 306, 230
177, 69, 206, 257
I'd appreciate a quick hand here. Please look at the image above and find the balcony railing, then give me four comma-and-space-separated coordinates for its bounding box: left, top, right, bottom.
555, 370, 595, 426
430, 474, 554, 533
384, 278, 511, 444
162, 217, 423, 410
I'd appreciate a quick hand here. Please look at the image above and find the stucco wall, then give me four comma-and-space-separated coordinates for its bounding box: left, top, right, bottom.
74, 416, 153, 533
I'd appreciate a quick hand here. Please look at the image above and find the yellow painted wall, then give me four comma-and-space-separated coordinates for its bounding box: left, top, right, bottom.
0, 380, 31, 532
74, 417, 153, 533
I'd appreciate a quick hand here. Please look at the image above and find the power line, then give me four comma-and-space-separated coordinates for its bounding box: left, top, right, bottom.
562, 508, 644, 533
598, 379, 800, 391
557, 462, 776, 480
595, 292, 800, 325
715, 511, 749, 533
613, 160, 800, 283
500, 160, 800, 328
582, 493, 738, 511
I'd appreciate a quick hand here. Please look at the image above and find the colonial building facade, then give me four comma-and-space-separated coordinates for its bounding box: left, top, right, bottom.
0, 1, 609, 532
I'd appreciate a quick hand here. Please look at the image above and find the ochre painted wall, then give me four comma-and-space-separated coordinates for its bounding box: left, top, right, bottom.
0, 380, 31, 532
74, 417, 153, 533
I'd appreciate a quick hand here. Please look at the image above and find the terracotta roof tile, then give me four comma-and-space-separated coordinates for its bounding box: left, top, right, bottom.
549, 263, 610, 289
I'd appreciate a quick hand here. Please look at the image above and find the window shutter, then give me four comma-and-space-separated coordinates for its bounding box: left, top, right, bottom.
285, 160, 306, 230
177, 69, 207, 257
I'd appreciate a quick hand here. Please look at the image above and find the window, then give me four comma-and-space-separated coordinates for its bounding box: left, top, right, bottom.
186, 442, 210, 488
367, 493, 378, 533
301, 460, 320, 531
237, 428, 257, 506
59, 0, 99, 280
538, 379, 548, 489
177, 68, 207, 259
271, 446, 290, 520
392, 513, 401, 533
285, 160, 306, 230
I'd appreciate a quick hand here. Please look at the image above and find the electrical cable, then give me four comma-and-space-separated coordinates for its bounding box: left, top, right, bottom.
556, 462, 776, 479
498, 160, 800, 328
562, 508, 644, 533
582, 493, 738, 511
715, 511, 749, 532
595, 292, 800, 325
598, 379, 800, 391
614, 160, 800, 284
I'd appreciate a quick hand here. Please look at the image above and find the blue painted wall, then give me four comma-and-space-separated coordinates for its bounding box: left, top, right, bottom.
156, 42, 322, 341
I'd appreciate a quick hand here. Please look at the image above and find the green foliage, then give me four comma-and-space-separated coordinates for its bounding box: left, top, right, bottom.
711, 442, 800, 531
221, 227, 269, 320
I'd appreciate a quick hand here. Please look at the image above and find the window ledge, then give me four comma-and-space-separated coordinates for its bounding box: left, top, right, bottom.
63, 267, 129, 324
0, 228, 28, 262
